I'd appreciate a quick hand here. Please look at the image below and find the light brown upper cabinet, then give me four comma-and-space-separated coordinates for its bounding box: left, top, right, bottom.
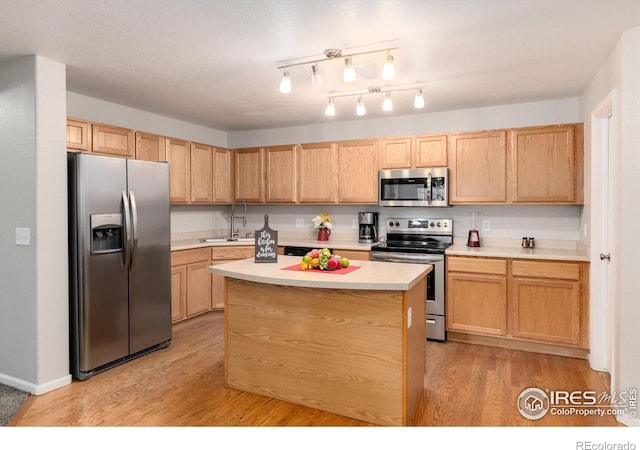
379, 134, 447, 169
414, 134, 448, 167
509, 124, 582, 204
379, 137, 412, 169
265, 145, 297, 203
91, 123, 134, 158
166, 138, 190, 204
336, 140, 379, 204
448, 130, 508, 204
190, 142, 213, 203
135, 132, 166, 162
234, 147, 264, 203
298, 142, 337, 203
66, 118, 91, 152
213, 146, 232, 203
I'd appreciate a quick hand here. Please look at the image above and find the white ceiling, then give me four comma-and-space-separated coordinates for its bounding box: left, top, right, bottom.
0, 0, 638, 131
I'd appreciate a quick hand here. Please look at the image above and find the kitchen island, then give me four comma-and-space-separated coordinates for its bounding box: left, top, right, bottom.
209, 255, 431, 426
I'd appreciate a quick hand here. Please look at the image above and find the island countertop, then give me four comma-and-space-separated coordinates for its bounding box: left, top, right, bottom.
209, 255, 431, 290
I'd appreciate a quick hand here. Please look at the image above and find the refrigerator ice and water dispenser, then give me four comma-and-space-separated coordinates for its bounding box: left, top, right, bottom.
90, 213, 124, 254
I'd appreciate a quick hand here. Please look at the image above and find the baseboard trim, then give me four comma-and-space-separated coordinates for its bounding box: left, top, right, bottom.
447, 332, 589, 359
0, 372, 71, 395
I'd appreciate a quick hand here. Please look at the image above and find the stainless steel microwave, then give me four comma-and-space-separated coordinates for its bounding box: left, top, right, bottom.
379, 168, 449, 207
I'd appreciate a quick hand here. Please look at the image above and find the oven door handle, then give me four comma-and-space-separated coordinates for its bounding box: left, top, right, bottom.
371, 253, 442, 263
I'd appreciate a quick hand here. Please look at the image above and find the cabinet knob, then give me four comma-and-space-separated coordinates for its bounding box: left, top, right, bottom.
599, 253, 611, 261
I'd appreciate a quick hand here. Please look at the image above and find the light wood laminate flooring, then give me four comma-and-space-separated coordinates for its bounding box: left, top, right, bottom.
11, 311, 619, 427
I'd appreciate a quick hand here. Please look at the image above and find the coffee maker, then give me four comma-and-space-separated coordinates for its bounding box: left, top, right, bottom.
358, 212, 378, 244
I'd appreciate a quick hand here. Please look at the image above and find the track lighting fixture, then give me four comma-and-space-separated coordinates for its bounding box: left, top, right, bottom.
414, 88, 425, 109
279, 70, 291, 94
326, 84, 426, 117
276, 44, 398, 93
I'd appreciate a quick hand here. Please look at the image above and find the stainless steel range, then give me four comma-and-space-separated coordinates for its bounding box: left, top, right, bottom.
370, 218, 453, 341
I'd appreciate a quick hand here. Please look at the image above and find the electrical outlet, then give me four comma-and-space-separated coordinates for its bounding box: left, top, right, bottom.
352, 219, 358, 229
296, 218, 304, 228
16, 227, 31, 246
482, 220, 491, 232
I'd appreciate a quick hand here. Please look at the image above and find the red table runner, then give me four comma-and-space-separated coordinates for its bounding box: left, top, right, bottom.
281, 264, 361, 275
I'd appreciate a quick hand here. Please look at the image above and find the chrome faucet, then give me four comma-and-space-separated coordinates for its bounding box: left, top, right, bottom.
230, 198, 247, 240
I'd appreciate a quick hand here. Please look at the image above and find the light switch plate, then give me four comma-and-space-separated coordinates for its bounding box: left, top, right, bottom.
16, 227, 31, 246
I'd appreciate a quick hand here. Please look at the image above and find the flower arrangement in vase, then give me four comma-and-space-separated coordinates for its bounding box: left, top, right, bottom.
312, 213, 332, 241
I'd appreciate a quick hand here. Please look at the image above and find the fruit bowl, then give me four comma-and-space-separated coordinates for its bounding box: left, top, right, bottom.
299, 248, 349, 271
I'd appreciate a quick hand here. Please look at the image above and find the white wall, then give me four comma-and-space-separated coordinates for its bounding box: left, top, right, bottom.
67, 92, 228, 147
579, 26, 640, 427
0, 56, 70, 394
227, 98, 579, 148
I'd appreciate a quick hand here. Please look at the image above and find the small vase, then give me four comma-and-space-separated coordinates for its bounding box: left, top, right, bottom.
317, 228, 331, 241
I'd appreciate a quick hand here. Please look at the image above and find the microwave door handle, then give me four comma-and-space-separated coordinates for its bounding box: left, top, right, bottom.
427, 172, 432, 205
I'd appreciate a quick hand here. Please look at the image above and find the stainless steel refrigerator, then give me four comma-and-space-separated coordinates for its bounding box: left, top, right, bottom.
68, 153, 172, 380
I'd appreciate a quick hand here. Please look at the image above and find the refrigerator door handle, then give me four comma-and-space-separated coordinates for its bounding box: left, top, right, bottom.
122, 190, 132, 272
129, 190, 139, 270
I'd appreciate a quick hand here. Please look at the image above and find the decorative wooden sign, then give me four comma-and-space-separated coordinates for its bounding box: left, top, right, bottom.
255, 214, 278, 263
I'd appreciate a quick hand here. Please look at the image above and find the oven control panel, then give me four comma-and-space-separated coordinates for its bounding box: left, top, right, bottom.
386, 218, 453, 235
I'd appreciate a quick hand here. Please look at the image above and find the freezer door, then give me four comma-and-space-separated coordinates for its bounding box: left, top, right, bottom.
126, 159, 172, 353
70, 154, 130, 374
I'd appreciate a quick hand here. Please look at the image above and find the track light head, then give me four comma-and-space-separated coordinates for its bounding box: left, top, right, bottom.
344, 57, 357, 83
382, 53, 395, 80
325, 98, 336, 116
356, 96, 366, 116
382, 92, 393, 111
279, 70, 291, 94
311, 64, 323, 87
414, 89, 425, 109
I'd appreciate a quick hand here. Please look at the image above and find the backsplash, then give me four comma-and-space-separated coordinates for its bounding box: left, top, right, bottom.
171, 203, 582, 244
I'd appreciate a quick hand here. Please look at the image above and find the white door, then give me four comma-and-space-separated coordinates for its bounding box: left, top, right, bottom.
589, 90, 618, 386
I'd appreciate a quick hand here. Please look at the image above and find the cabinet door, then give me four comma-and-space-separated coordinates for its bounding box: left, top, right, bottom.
446, 272, 507, 336
298, 142, 336, 203
91, 124, 134, 158
213, 147, 232, 203
210, 261, 226, 310
136, 132, 166, 162
67, 118, 91, 151
511, 278, 581, 346
186, 261, 212, 317
170, 265, 187, 323
379, 137, 412, 169
234, 147, 264, 202
449, 131, 507, 203
190, 142, 213, 203
336, 140, 379, 203
414, 134, 447, 167
510, 125, 576, 203
166, 138, 190, 204
265, 145, 297, 203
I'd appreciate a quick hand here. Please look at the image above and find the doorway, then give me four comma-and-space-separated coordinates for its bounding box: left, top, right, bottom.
589, 90, 618, 392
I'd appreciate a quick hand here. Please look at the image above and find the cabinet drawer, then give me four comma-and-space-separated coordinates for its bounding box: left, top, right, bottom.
211, 246, 255, 260
171, 248, 210, 266
512, 260, 581, 281
447, 256, 507, 275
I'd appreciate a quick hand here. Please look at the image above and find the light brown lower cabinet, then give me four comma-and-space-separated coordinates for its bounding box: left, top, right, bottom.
210, 246, 255, 310
332, 249, 370, 261
170, 248, 211, 323
446, 256, 588, 351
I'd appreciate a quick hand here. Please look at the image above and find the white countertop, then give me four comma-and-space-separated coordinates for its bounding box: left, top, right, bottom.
172, 236, 374, 252
209, 255, 432, 290
445, 244, 589, 262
